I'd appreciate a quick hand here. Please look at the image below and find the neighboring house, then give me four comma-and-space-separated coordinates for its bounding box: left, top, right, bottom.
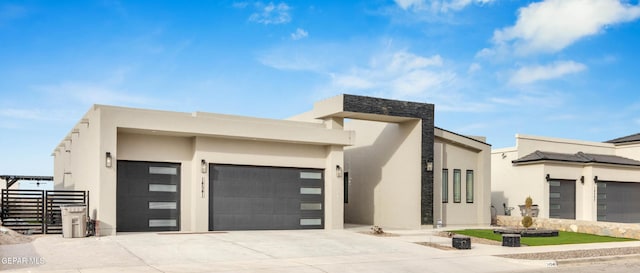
53, 94, 491, 235
492, 133, 640, 223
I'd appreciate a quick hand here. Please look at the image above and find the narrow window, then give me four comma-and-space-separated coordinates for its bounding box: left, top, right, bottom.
453, 169, 461, 203
466, 170, 474, 203
442, 169, 449, 203
344, 172, 349, 204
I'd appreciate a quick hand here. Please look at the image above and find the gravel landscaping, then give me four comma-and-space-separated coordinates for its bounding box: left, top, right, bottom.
496, 247, 640, 260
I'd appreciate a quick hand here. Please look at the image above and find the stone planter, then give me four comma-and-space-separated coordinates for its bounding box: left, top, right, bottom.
518, 205, 539, 217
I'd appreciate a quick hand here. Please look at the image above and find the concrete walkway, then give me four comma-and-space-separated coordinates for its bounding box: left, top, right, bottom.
2, 227, 639, 273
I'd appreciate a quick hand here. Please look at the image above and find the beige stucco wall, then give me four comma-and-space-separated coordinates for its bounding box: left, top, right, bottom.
434, 129, 491, 227
53, 105, 352, 235
516, 134, 614, 156
344, 119, 422, 229
492, 134, 640, 222
51, 109, 101, 220
615, 143, 640, 161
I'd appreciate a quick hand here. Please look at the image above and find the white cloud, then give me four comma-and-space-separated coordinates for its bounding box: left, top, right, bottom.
395, 0, 424, 10
232, 2, 249, 9
509, 61, 587, 85
394, 0, 495, 13
546, 114, 578, 121
259, 44, 493, 112
0, 109, 57, 121
259, 49, 325, 71
331, 74, 375, 89
468, 63, 481, 73
489, 90, 568, 108
387, 51, 443, 72
492, 0, 640, 55
290, 28, 308, 40
249, 2, 291, 25
329, 51, 455, 99
391, 69, 455, 96
37, 82, 157, 106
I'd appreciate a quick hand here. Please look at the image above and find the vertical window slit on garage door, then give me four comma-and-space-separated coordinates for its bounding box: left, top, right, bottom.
149, 219, 177, 227
300, 219, 322, 226
300, 187, 322, 194
300, 172, 322, 179
149, 166, 178, 175
149, 184, 177, 192
300, 203, 322, 210
149, 201, 177, 209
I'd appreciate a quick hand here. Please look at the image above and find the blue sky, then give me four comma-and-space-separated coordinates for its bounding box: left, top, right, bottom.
1, 0, 640, 176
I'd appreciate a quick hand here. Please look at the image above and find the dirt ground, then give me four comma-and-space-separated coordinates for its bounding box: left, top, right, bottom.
0, 226, 33, 245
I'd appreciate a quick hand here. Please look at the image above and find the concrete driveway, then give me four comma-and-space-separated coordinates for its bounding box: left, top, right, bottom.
0, 228, 611, 273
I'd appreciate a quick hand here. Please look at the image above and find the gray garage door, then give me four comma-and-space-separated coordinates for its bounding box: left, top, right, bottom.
597, 181, 640, 223
117, 161, 180, 232
549, 180, 575, 219
209, 164, 324, 230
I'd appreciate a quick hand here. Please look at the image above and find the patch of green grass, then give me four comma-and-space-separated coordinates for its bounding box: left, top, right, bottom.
450, 229, 636, 246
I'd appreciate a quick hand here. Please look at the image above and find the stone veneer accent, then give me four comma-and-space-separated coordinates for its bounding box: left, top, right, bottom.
497, 215, 640, 239
342, 94, 435, 225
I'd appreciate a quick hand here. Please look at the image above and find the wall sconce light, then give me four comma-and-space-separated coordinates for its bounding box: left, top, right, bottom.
201, 159, 207, 174
426, 161, 433, 172
105, 152, 112, 168
545, 174, 551, 182
336, 165, 343, 178
594, 176, 599, 183
580, 176, 585, 184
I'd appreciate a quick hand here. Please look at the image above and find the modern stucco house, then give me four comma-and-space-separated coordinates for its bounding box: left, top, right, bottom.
492, 133, 640, 223
53, 94, 491, 235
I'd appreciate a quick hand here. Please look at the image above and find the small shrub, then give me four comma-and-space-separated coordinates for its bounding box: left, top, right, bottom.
371, 225, 384, 234
522, 215, 533, 228
525, 196, 533, 209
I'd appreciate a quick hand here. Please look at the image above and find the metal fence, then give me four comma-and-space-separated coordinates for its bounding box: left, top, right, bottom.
1, 189, 88, 234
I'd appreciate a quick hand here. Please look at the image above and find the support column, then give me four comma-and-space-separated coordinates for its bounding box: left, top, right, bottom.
324, 117, 344, 229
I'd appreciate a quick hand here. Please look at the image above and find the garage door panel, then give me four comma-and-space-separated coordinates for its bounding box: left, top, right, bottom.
274, 198, 299, 211
117, 161, 180, 232
549, 180, 575, 219
598, 182, 640, 223
210, 164, 324, 231
275, 183, 299, 197
213, 197, 246, 214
